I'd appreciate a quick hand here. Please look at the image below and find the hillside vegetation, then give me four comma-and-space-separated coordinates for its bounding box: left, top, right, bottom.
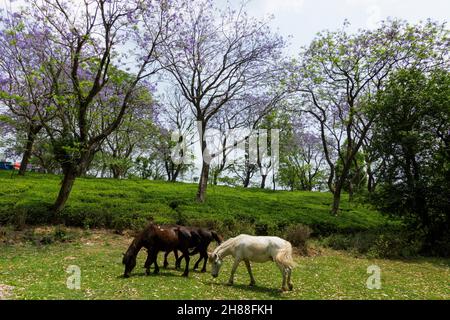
0, 171, 394, 237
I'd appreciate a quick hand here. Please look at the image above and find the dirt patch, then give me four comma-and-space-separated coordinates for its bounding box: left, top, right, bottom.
0, 226, 133, 246
0, 284, 15, 300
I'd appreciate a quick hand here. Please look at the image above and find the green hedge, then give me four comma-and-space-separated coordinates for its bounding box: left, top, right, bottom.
0, 171, 394, 236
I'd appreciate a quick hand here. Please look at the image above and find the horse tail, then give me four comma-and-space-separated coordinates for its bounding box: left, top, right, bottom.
211, 231, 223, 245
275, 242, 297, 269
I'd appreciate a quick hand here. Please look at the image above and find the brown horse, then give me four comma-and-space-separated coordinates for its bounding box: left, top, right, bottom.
174, 227, 223, 272
151, 226, 201, 271
122, 223, 195, 278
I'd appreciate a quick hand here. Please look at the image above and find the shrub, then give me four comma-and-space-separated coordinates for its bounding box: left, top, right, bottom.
285, 224, 312, 255
321, 229, 422, 258
321, 234, 352, 251
9, 209, 27, 231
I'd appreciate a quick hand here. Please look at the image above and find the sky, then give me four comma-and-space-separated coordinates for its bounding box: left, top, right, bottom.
220, 0, 450, 54
2, 0, 448, 54
1, 0, 449, 172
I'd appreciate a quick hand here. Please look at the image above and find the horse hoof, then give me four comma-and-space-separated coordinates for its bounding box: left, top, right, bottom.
123, 274, 130, 279
227, 282, 234, 286
201, 269, 207, 273
249, 282, 255, 287
182, 273, 189, 277
145, 270, 150, 276
288, 284, 294, 291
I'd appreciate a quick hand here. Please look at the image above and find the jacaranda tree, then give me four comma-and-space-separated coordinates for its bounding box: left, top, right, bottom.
155, 0, 286, 202
1, 0, 181, 212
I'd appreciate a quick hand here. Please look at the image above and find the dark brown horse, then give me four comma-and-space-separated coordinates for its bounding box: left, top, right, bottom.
122, 223, 195, 277
151, 226, 201, 271
175, 227, 223, 272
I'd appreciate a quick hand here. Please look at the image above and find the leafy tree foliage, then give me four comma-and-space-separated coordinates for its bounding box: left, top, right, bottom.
369, 68, 450, 255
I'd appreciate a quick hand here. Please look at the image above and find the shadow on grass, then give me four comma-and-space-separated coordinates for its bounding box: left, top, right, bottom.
117, 269, 192, 279
384, 256, 450, 268
204, 281, 285, 298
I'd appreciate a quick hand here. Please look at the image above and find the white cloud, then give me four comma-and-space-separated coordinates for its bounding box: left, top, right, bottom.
345, 0, 378, 6
366, 4, 382, 28
344, 0, 384, 29
263, 0, 305, 14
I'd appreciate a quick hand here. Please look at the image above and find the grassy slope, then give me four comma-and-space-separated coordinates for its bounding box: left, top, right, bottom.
0, 171, 392, 234
0, 229, 448, 300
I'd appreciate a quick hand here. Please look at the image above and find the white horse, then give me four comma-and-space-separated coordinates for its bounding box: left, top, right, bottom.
208, 234, 296, 291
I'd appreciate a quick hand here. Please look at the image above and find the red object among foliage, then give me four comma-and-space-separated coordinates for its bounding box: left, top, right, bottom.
14, 162, 20, 170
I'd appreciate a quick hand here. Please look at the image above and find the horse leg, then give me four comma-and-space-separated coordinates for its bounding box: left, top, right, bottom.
244, 260, 256, 286
287, 268, 293, 291
144, 250, 154, 276
152, 251, 160, 275
163, 251, 170, 269
201, 251, 208, 273
193, 247, 203, 270
228, 258, 241, 286
193, 255, 201, 270
276, 262, 288, 292
175, 251, 183, 270
181, 249, 190, 277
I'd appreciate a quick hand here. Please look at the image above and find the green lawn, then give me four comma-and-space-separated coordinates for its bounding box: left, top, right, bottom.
0, 171, 393, 235
0, 229, 448, 300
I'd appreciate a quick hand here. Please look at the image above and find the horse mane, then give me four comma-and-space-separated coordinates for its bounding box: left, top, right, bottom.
212, 235, 239, 257
123, 234, 143, 264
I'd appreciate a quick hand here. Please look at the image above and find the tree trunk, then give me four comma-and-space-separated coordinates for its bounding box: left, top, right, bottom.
171, 165, 181, 182
53, 166, 78, 213
101, 165, 107, 178
18, 137, 34, 176
272, 175, 276, 191
332, 156, 352, 214
367, 172, 375, 193
260, 175, 267, 189
243, 170, 251, 188
331, 184, 342, 216
196, 161, 210, 202
112, 169, 120, 179
212, 171, 218, 186
165, 160, 172, 181
348, 181, 354, 202
18, 126, 41, 176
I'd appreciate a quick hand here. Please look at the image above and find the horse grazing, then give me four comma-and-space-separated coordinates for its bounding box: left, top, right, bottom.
208, 234, 296, 291
174, 227, 223, 272
122, 223, 194, 278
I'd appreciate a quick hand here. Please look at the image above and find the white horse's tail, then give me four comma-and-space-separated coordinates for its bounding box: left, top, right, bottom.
275, 242, 297, 269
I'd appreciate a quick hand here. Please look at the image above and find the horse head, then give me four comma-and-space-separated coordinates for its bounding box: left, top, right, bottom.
122, 238, 142, 278
208, 252, 222, 278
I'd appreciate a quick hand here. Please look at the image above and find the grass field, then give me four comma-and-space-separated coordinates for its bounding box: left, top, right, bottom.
0, 171, 393, 235
1, 172, 446, 300
0, 228, 448, 300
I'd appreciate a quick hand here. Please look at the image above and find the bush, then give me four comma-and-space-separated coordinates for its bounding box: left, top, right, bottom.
321, 234, 352, 251
0, 171, 391, 239
9, 209, 27, 231
285, 224, 312, 255
321, 229, 422, 258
